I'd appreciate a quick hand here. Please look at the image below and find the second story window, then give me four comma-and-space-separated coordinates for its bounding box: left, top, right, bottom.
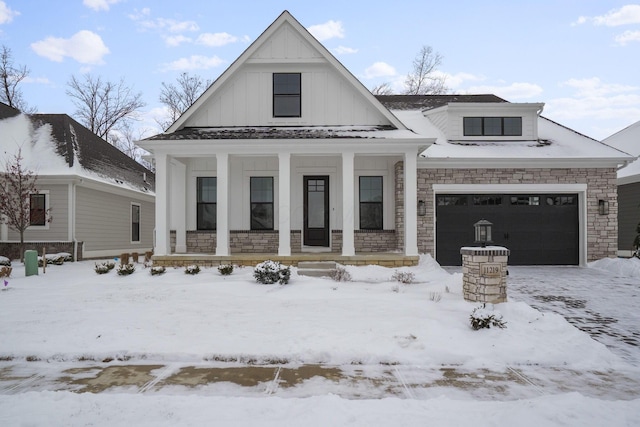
463, 117, 522, 136
273, 73, 301, 117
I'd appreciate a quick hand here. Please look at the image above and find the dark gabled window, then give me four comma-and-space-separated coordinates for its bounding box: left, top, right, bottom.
463, 117, 522, 136
359, 176, 383, 230
250, 177, 274, 230
29, 194, 46, 226
197, 177, 216, 230
131, 204, 141, 242
273, 73, 301, 117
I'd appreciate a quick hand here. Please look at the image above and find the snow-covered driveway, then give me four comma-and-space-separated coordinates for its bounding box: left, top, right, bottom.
507, 263, 640, 366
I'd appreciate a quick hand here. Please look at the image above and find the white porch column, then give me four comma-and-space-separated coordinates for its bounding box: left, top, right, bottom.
278, 152, 291, 256
216, 153, 230, 256
154, 153, 171, 255
342, 152, 355, 256
403, 151, 419, 256
173, 159, 187, 253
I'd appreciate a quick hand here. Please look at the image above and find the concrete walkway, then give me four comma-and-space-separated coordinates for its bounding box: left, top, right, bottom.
2, 360, 640, 400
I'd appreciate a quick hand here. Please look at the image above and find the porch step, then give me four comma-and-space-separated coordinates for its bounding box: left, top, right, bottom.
297, 261, 337, 278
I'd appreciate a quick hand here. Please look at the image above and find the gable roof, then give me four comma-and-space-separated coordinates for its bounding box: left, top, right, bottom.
603, 120, 640, 183
165, 10, 405, 133
375, 94, 507, 111
1, 112, 154, 193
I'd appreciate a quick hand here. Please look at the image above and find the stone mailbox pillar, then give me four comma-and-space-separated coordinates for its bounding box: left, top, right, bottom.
460, 247, 509, 304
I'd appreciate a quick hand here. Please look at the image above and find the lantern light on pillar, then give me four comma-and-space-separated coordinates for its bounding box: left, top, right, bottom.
598, 199, 609, 215
474, 219, 493, 248
417, 200, 426, 216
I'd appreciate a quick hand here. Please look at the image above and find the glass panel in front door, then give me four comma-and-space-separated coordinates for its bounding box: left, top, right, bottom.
308, 179, 325, 228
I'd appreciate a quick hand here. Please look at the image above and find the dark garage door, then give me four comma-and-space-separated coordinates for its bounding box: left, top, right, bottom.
436, 194, 579, 266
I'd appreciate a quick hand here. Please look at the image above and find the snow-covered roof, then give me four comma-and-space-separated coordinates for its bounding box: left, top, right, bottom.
389, 106, 633, 168
602, 120, 640, 182
0, 112, 155, 195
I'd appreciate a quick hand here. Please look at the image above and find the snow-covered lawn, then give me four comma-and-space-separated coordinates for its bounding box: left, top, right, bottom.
0, 255, 639, 426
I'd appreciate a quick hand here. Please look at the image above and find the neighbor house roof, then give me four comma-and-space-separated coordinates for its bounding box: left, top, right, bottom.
375, 94, 507, 111
0, 109, 154, 194
602, 120, 640, 183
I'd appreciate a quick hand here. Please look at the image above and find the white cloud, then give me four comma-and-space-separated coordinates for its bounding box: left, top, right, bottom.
164, 35, 192, 47
83, 0, 122, 12
196, 32, 238, 47
615, 29, 640, 45
129, 9, 199, 33
576, 4, 640, 26
463, 82, 544, 100
561, 77, 637, 97
363, 62, 396, 79
307, 20, 344, 41
332, 45, 358, 55
161, 55, 225, 71
0, 1, 19, 24
23, 76, 51, 84
31, 30, 110, 65
437, 72, 484, 90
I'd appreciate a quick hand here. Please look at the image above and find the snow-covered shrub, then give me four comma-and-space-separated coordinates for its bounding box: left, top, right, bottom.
329, 265, 351, 282
634, 221, 640, 259
59, 252, 73, 262
94, 261, 115, 274
185, 264, 201, 275
218, 264, 234, 275
429, 292, 442, 302
392, 270, 415, 284
39, 254, 65, 266
117, 263, 135, 276
0, 256, 11, 267
254, 260, 291, 285
150, 266, 166, 276
470, 305, 507, 330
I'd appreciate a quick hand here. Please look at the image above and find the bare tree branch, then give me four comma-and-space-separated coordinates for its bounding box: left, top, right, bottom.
0, 45, 36, 113
66, 74, 145, 144
403, 45, 448, 95
371, 82, 394, 95
158, 72, 210, 130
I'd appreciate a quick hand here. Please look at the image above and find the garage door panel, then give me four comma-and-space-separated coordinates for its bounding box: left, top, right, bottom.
436, 193, 578, 266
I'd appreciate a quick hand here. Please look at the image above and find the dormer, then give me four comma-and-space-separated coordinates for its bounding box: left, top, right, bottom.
423, 102, 545, 141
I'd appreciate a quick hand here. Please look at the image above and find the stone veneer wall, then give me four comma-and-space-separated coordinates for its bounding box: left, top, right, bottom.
394, 162, 405, 252
171, 230, 303, 254
417, 167, 618, 262
330, 230, 397, 253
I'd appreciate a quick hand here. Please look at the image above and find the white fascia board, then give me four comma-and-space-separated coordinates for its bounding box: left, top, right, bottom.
36, 174, 154, 200
418, 157, 632, 169
140, 138, 434, 157
432, 183, 587, 193
618, 174, 640, 185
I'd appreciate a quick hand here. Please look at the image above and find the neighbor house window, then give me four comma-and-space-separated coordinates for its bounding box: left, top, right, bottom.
197, 177, 216, 230
29, 193, 46, 226
131, 203, 141, 242
273, 73, 301, 117
250, 177, 274, 230
463, 117, 522, 136
359, 176, 383, 230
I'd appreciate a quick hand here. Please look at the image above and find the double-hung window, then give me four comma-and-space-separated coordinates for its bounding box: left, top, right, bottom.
197, 177, 217, 230
273, 73, 301, 117
359, 176, 383, 230
250, 177, 274, 230
131, 203, 141, 242
29, 194, 46, 226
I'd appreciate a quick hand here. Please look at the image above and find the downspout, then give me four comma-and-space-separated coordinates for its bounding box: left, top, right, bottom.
69, 179, 80, 261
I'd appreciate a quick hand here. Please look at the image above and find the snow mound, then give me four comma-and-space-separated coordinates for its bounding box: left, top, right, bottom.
588, 257, 640, 278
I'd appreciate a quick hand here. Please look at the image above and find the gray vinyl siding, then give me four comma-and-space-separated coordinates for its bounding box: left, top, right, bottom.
8, 184, 69, 241
618, 182, 640, 252
75, 186, 155, 252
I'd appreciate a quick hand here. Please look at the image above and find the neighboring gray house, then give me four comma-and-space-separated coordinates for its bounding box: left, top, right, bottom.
139, 10, 632, 267
0, 104, 155, 260
603, 121, 640, 257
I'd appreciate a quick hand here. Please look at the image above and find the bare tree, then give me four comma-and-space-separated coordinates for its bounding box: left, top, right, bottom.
158, 72, 210, 130
403, 45, 448, 95
371, 82, 394, 95
0, 45, 36, 113
0, 149, 51, 261
110, 120, 145, 160
66, 74, 145, 144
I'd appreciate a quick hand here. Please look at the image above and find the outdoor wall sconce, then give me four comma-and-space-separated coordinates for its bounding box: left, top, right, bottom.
417, 200, 426, 216
598, 199, 609, 215
474, 219, 493, 247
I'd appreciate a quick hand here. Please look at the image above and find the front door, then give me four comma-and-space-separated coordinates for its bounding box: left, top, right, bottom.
304, 176, 329, 247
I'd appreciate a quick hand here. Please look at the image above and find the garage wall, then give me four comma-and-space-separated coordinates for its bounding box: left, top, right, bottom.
413, 167, 618, 262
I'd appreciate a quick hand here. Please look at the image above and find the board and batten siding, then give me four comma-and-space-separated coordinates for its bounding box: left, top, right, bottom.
8, 184, 69, 241
75, 186, 154, 253
618, 182, 640, 254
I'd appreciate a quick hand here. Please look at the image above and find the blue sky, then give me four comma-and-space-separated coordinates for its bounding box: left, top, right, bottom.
1, 0, 639, 140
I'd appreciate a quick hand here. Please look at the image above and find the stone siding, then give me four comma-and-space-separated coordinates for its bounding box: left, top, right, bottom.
331, 230, 397, 253
171, 230, 302, 254
417, 167, 618, 261
461, 247, 509, 304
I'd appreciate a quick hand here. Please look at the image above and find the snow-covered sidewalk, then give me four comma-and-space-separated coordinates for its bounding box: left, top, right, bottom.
1, 256, 639, 426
